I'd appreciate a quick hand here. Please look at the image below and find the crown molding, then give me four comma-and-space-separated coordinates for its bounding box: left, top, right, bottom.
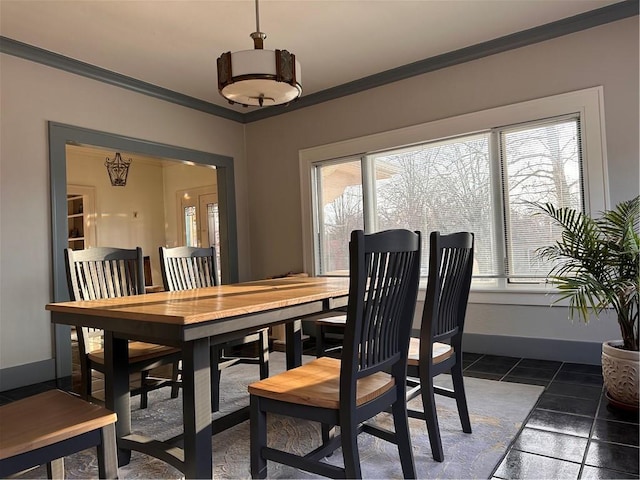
0, 36, 244, 123
1, 0, 637, 125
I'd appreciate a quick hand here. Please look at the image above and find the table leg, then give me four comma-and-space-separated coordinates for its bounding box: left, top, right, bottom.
285, 319, 303, 369
181, 337, 213, 479
104, 332, 131, 466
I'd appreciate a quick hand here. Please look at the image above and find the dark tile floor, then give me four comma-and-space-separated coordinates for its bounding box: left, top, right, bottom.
1, 353, 638, 479
458, 353, 640, 480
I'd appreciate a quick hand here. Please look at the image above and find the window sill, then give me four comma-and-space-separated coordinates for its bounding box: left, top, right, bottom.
416, 283, 569, 307
467, 289, 568, 306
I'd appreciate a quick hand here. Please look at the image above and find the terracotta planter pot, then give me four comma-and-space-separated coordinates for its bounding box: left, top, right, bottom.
601, 340, 639, 409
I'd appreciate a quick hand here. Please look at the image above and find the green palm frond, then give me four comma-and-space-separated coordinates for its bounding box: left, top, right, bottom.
535, 196, 639, 351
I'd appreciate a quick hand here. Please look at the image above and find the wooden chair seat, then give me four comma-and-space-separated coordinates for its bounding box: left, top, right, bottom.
314, 314, 347, 358
314, 315, 347, 327
87, 342, 180, 365
407, 338, 453, 366
248, 356, 394, 409
0, 389, 118, 479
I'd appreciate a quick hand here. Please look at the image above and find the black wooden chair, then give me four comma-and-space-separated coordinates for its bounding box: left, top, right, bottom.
406, 231, 474, 462
64, 247, 181, 409
249, 229, 421, 479
0, 390, 118, 479
314, 311, 347, 358
159, 246, 269, 412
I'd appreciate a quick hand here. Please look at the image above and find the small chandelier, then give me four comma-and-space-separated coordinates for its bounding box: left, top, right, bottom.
105, 152, 131, 187
216, 0, 302, 107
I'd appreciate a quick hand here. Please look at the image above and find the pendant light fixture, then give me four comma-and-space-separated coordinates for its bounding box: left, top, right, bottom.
104, 152, 131, 187
216, 0, 302, 107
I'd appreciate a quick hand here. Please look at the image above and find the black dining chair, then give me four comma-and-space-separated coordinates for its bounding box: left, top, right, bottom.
406, 231, 474, 462
248, 229, 421, 479
64, 247, 181, 409
159, 246, 269, 412
314, 311, 347, 358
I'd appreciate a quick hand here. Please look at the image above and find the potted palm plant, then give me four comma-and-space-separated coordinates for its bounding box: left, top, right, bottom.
536, 196, 639, 409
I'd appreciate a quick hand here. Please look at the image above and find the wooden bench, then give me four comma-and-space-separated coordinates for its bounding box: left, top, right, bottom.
0, 389, 118, 479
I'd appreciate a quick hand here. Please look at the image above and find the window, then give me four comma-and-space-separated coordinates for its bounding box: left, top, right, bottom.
184, 205, 198, 247
300, 88, 608, 299
314, 159, 364, 274
500, 117, 583, 283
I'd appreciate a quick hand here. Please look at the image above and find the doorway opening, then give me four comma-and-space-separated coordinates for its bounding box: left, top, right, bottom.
49, 122, 239, 378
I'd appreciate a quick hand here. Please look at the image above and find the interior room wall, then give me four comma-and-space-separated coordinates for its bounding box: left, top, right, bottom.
0, 54, 247, 386
244, 18, 639, 362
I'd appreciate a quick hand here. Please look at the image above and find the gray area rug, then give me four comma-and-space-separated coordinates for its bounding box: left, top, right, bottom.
22, 352, 542, 479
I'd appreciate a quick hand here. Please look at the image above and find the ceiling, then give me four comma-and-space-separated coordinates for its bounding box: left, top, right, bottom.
0, 0, 625, 116
66, 144, 199, 169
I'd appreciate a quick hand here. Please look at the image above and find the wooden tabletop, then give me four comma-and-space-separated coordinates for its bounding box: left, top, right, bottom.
47, 276, 350, 326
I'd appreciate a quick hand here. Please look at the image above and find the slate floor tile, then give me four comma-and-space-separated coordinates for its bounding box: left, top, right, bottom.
513, 428, 588, 463
597, 399, 640, 424
1, 381, 56, 401
560, 363, 603, 375
503, 376, 550, 387
584, 440, 640, 475
462, 352, 483, 362
591, 419, 639, 446
508, 366, 558, 381
466, 356, 520, 375
537, 392, 600, 417
554, 371, 603, 387
518, 358, 562, 371
579, 465, 639, 479
546, 382, 603, 400
462, 370, 504, 381
494, 449, 581, 479
525, 409, 593, 438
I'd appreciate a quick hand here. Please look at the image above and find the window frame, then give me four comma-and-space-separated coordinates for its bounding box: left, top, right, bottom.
299, 87, 609, 305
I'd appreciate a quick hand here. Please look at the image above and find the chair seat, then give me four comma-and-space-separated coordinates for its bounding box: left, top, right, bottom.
314, 315, 347, 327
248, 356, 394, 409
0, 390, 116, 460
407, 338, 453, 366
88, 341, 180, 365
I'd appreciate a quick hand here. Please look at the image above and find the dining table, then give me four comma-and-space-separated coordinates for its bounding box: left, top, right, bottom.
46, 276, 350, 479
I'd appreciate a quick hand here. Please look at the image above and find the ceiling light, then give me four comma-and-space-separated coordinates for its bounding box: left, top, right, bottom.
105, 152, 131, 187
216, 0, 302, 107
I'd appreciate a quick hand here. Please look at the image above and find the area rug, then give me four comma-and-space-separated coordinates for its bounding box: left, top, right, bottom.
21, 352, 542, 479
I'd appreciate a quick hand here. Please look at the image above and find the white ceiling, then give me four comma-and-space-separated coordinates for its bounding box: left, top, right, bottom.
0, 0, 622, 113
66, 143, 190, 168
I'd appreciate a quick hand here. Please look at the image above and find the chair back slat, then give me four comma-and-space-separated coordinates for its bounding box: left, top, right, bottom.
341, 230, 421, 399
64, 247, 145, 301
64, 247, 145, 356
159, 246, 218, 291
422, 232, 474, 344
